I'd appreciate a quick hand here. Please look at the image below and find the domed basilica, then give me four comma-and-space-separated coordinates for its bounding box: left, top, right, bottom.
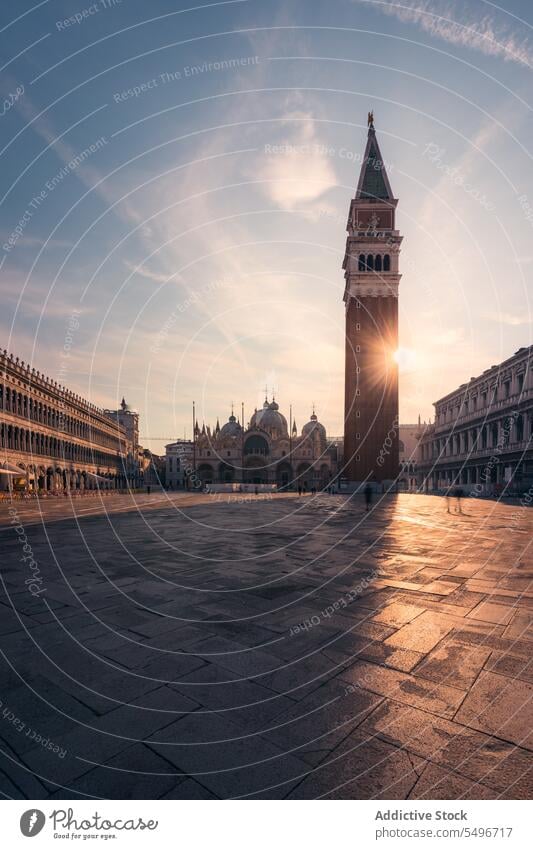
183, 396, 337, 489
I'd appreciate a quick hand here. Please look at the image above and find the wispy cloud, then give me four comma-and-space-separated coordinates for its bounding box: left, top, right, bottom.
256, 111, 338, 212
485, 310, 531, 326
356, 0, 533, 67
123, 260, 175, 285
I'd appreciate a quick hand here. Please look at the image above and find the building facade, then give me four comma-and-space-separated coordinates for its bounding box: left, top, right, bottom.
104, 397, 143, 488
398, 423, 419, 491
343, 115, 401, 486
417, 346, 533, 495
0, 350, 132, 492
165, 398, 337, 489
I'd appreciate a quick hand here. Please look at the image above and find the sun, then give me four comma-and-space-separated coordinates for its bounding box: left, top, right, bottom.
393, 347, 417, 372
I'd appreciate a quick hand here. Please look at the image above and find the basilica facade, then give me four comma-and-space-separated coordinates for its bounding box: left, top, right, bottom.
166, 397, 337, 490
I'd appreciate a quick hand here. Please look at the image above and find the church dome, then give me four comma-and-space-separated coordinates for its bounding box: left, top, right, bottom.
257, 404, 288, 438
302, 411, 326, 439
220, 412, 242, 439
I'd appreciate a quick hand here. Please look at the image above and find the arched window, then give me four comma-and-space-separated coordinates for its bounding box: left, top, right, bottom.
383, 254, 390, 271
244, 435, 269, 456
358, 254, 365, 271
375, 255, 382, 271
366, 254, 374, 271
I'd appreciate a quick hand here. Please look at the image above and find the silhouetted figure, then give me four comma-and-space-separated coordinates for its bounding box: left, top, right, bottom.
298, 484, 302, 496
447, 486, 464, 513
146, 485, 151, 495
364, 483, 373, 512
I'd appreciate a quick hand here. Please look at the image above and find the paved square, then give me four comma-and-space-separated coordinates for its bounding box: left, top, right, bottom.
0, 492, 531, 799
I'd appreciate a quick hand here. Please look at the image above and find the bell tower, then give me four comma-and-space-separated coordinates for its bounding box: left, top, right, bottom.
343, 114, 401, 486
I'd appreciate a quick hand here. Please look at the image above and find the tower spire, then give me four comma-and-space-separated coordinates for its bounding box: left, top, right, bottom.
355, 114, 394, 201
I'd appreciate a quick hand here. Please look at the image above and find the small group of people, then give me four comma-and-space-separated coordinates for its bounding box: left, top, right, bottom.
446, 486, 465, 514
297, 483, 317, 496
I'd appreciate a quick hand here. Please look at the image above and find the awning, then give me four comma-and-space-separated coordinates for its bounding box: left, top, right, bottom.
1, 461, 26, 474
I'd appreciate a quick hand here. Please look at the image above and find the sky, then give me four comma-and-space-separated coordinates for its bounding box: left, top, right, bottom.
1, 0, 532, 450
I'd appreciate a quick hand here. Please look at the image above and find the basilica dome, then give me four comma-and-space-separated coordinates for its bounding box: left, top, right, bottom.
250, 399, 288, 438
302, 412, 326, 440
259, 406, 288, 437
220, 412, 242, 439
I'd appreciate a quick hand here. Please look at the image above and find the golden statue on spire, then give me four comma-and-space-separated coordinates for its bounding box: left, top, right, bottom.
368, 110, 374, 129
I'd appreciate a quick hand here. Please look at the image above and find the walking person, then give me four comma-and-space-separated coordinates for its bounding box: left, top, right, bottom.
364, 482, 373, 512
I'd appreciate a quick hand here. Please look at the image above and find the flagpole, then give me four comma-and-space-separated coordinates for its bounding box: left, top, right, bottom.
192, 400, 196, 489
289, 403, 292, 491
241, 401, 245, 485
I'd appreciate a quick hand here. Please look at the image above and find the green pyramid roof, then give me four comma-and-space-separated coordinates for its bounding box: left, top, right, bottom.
356, 128, 393, 200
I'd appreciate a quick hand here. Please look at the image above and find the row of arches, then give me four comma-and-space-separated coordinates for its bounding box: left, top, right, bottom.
3, 462, 122, 492
358, 254, 391, 272
0, 385, 119, 450
421, 414, 528, 460
194, 460, 332, 488
0, 423, 122, 469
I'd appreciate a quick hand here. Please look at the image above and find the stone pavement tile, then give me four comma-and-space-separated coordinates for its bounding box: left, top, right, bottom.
384, 611, 457, 654
128, 618, 205, 639
260, 678, 382, 762
285, 729, 423, 799
452, 628, 531, 658
352, 620, 396, 642
0, 744, 52, 799
423, 581, 462, 596
454, 671, 533, 749
171, 658, 290, 700
442, 563, 481, 578
440, 589, 487, 611
414, 639, 492, 690
353, 588, 399, 610
338, 661, 465, 719
503, 611, 533, 641
55, 669, 163, 716
19, 740, 100, 789
145, 714, 310, 799
484, 652, 533, 684
465, 581, 532, 601
185, 635, 282, 679
371, 601, 426, 628
411, 567, 447, 582
374, 579, 430, 593
359, 699, 533, 798
161, 778, 218, 799
0, 766, 25, 799
259, 654, 342, 700
133, 652, 207, 683
350, 641, 424, 673
467, 602, 516, 626
392, 592, 476, 619
409, 763, 499, 800
171, 665, 297, 735
57, 744, 179, 799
